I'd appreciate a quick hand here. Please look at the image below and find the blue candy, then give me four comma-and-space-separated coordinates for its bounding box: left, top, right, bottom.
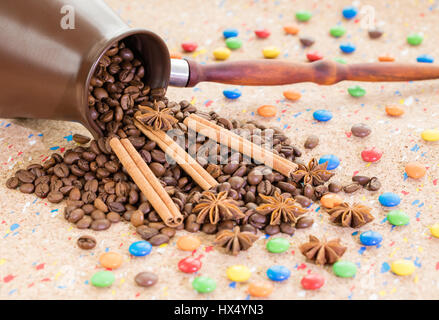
266, 265, 290, 282
313, 109, 333, 122
129, 241, 152, 256
360, 231, 383, 246
378, 192, 401, 207
223, 88, 242, 99
223, 28, 239, 39
318, 154, 340, 170
417, 54, 434, 63
340, 43, 356, 53
342, 6, 358, 19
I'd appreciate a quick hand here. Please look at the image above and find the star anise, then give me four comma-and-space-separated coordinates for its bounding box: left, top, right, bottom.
215, 226, 259, 255
256, 191, 307, 225
327, 202, 374, 228
192, 191, 245, 225
299, 235, 347, 265
291, 158, 334, 186
135, 102, 177, 131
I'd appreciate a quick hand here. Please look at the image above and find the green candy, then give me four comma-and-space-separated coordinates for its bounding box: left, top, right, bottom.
225, 37, 242, 50
296, 10, 312, 22
407, 33, 423, 46
330, 25, 346, 38
333, 261, 357, 278
387, 210, 409, 226
348, 85, 366, 97
334, 57, 347, 64
91, 271, 115, 288
266, 238, 290, 253
192, 276, 216, 293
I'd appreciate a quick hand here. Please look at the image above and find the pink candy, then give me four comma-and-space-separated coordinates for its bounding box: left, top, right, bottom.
181, 42, 198, 52
361, 148, 383, 162
301, 273, 325, 290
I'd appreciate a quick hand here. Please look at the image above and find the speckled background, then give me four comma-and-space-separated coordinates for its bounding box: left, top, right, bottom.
1, 0, 439, 300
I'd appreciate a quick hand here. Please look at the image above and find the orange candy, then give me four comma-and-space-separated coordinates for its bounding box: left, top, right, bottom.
283, 25, 299, 35
385, 105, 404, 117
99, 252, 123, 269
248, 281, 274, 297
283, 90, 301, 101
257, 105, 277, 117
177, 235, 201, 251
378, 55, 395, 62
320, 193, 343, 209
170, 52, 182, 59
405, 162, 426, 179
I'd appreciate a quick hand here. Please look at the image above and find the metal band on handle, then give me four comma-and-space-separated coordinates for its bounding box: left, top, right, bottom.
169, 58, 190, 87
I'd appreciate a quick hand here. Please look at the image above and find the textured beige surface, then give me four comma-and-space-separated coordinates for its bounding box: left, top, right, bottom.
1, 0, 439, 300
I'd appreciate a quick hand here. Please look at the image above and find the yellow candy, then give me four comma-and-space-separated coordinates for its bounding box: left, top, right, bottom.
430, 223, 439, 238
213, 47, 231, 60
421, 129, 439, 142
226, 265, 251, 282
263, 46, 280, 59
391, 259, 415, 276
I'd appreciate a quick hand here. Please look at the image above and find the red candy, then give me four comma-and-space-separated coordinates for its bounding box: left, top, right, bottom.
181, 42, 198, 52
301, 274, 325, 290
254, 29, 271, 39
306, 52, 323, 62
178, 254, 203, 273
361, 148, 383, 162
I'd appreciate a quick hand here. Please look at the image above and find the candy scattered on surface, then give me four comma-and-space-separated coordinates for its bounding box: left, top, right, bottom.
407, 33, 423, 46
296, 10, 312, 22
391, 260, 415, 276
387, 210, 409, 226
368, 28, 383, 39
129, 240, 152, 257
417, 54, 434, 63
223, 88, 242, 99
226, 265, 251, 282
262, 46, 280, 58
333, 261, 357, 278
301, 274, 325, 290
299, 36, 315, 47
223, 28, 238, 39
192, 276, 216, 293
257, 105, 277, 117
178, 255, 202, 273
254, 29, 271, 38
430, 223, 439, 238
405, 162, 426, 179
99, 252, 123, 269
378, 55, 395, 62
306, 51, 323, 62
213, 47, 231, 60
351, 123, 371, 137
330, 25, 346, 38
313, 109, 333, 122
348, 85, 366, 97
334, 57, 347, 64
340, 43, 356, 53
283, 90, 301, 101
320, 193, 343, 209
181, 41, 198, 52
225, 37, 242, 50
385, 105, 404, 117
176, 235, 201, 251
135, 272, 158, 287
361, 148, 383, 162
342, 6, 358, 19
319, 154, 340, 170
266, 265, 290, 281
266, 238, 290, 253
248, 281, 274, 297
91, 270, 115, 288
283, 25, 299, 35
360, 231, 383, 246
379, 193, 401, 207
421, 129, 439, 142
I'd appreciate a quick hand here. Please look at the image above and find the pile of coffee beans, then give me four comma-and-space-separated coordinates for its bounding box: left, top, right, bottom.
5, 40, 340, 245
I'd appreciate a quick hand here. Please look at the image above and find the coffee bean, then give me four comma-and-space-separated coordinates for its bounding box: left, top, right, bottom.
296, 216, 314, 229
352, 175, 371, 186
264, 224, 280, 235
280, 223, 295, 235
130, 210, 144, 227
67, 208, 85, 223
69, 187, 81, 201
53, 163, 70, 178
76, 216, 92, 229
328, 182, 342, 193
91, 210, 106, 220
277, 181, 296, 194
351, 123, 371, 138
47, 191, 64, 203
294, 195, 312, 207
135, 272, 158, 287
249, 213, 267, 229
108, 201, 125, 213
19, 183, 35, 194
136, 225, 159, 240
73, 134, 91, 144
160, 227, 176, 238
35, 183, 50, 198
16, 170, 36, 184
229, 176, 245, 190
366, 177, 381, 191
149, 162, 165, 177
91, 219, 111, 231
343, 183, 362, 193
148, 234, 169, 246
107, 211, 121, 223
304, 135, 319, 149
77, 235, 96, 250
64, 151, 80, 165
185, 214, 200, 232
201, 223, 218, 234
6, 177, 19, 189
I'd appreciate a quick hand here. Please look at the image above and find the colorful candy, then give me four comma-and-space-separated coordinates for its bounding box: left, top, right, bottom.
176, 235, 201, 251
417, 54, 434, 63
266, 238, 290, 253
361, 148, 383, 162
178, 255, 203, 273
342, 6, 358, 19
262, 46, 280, 58
385, 105, 404, 117
387, 210, 409, 226
192, 276, 216, 293
391, 259, 415, 276
351, 123, 371, 137
296, 10, 312, 22
301, 274, 325, 290
333, 261, 357, 278
359, 231, 383, 246
405, 162, 426, 179
348, 85, 366, 97
248, 281, 274, 297
378, 55, 395, 62
313, 109, 333, 122
91, 270, 115, 288
254, 29, 270, 38
226, 265, 251, 282
223, 28, 238, 39
181, 42, 198, 52
379, 193, 401, 207
283, 90, 301, 101
283, 25, 299, 35
407, 33, 423, 46
223, 88, 242, 99
430, 223, 439, 238
330, 25, 346, 38
99, 252, 123, 269
257, 105, 277, 117
225, 37, 242, 50
266, 265, 290, 281
340, 43, 356, 53
319, 154, 340, 170
129, 241, 152, 257
334, 57, 347, 64
320, 193, 343, 209
213, 47, 231, 60
421, 129, 439, 142
306, 51, 323, 62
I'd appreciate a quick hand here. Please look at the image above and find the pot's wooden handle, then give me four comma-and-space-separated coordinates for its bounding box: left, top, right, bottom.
185, 59, 439, 86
